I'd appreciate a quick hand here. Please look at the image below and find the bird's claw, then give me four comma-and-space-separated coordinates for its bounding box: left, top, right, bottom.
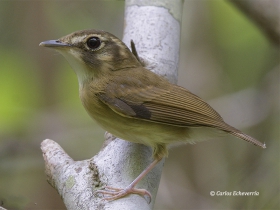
96, 186, 152, 203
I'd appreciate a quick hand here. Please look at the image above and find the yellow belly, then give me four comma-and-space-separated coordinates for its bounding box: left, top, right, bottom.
80, 88, 190, 158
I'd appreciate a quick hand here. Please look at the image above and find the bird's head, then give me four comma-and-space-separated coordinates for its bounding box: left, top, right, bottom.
40, 29, 141, 86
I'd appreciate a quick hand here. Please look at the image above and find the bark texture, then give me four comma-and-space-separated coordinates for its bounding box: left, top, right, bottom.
41, 0, 183, 209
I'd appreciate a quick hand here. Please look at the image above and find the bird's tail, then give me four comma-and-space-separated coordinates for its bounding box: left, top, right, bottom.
229, 130, 266, 149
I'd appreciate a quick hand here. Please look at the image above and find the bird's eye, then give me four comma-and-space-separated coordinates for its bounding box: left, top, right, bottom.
86, 37, 101, 50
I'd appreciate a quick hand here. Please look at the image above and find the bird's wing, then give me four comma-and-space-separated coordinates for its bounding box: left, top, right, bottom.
96, 71, 266, 149
97, 72, 225, 128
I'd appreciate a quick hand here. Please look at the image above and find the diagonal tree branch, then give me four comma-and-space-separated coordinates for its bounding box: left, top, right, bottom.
228, 0, 280, 46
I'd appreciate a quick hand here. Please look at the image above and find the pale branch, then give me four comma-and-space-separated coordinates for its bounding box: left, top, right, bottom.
41, 0, 183, 209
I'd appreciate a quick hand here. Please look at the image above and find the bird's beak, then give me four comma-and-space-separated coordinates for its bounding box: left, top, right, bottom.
39, 40, 70, 48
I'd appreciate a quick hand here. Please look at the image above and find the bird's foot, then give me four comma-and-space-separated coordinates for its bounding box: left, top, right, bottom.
97, 186, 152, 203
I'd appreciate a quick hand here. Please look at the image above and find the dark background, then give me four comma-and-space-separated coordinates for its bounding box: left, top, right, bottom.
0, 1, 279, 209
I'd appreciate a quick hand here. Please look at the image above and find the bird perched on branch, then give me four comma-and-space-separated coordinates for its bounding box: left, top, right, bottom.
40, 29, 266, 202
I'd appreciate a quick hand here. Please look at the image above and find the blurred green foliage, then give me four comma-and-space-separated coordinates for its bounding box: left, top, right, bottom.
210, 1, 278, 90
0, 50, 42, 133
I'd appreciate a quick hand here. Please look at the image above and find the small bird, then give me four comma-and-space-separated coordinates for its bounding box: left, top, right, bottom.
40, 29, 266, 202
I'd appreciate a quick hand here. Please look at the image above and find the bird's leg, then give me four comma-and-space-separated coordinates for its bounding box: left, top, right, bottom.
97, 158, 162, 203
